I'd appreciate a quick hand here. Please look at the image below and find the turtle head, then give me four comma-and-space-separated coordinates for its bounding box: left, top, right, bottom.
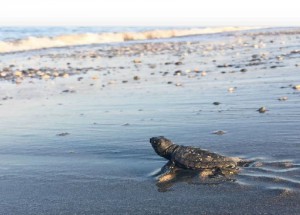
150, 136, 174, 159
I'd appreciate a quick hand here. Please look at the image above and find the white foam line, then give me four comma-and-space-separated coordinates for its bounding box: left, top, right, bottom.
0, 27, 258, 53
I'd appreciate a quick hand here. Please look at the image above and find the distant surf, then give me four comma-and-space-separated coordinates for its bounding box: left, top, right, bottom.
0, 26, 257, 53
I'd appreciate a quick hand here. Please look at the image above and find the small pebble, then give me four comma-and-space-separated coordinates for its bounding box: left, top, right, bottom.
14, 71, 23, 77
148, 64, 156, 69
174, 61, 182, 65
257, 107, 268, 113
0, 72, 7, 77
278, 96, 288, 101
217, 64, 232, 68
53, 72, 59, 77
62, 89, 76, 93
173, 70, 182, 76
2, 96, 13, 100
56, 132, 70, 136
42, 74, 50, 80
91, 75, 99, 80
293, 85, 300, 90
228, 87, 236, 93
276, 56, 284, 61
62, 73, 69, 78
133, 59, 141, 64
201, 71, 207, 76
212, 130, 226, 135
133, 76, 140, 81
37, 71, 44, 76
108, 80, 116, 85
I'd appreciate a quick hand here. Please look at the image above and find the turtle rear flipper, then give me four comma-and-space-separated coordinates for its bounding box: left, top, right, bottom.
237, 160, 255, 167
199, 169, 214, 178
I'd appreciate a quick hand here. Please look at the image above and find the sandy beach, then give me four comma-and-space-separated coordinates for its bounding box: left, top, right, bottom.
0, 27, 300, 214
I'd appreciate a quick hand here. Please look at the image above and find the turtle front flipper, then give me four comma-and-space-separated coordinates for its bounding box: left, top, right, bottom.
158, 172, 177, 183
157, 161, 180, 183
156, 165, 180, 192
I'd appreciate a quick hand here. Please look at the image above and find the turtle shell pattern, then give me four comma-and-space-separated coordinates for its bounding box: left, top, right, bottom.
170, 146, 238, 170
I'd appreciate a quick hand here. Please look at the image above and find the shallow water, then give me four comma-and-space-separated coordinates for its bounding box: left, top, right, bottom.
0, 28, 300, 214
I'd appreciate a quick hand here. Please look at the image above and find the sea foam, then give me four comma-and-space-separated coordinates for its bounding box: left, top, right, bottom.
0, 27, 256, 53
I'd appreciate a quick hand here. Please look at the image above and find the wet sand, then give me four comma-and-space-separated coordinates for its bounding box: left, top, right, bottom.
0, 28, 300, 214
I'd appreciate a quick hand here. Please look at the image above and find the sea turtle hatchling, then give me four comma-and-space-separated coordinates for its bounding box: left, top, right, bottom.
150, 136, 251, 182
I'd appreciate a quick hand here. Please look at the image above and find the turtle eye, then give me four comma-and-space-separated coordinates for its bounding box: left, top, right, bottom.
150, 138, 158, 144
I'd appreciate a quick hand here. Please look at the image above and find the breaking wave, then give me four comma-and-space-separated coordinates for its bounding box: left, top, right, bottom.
0, 27, 256, 53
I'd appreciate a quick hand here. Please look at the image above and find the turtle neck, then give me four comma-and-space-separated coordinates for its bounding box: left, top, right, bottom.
163, 144, 179, 159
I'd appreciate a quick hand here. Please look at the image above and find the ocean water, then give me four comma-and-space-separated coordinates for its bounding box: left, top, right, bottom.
0, 26, 177, 41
